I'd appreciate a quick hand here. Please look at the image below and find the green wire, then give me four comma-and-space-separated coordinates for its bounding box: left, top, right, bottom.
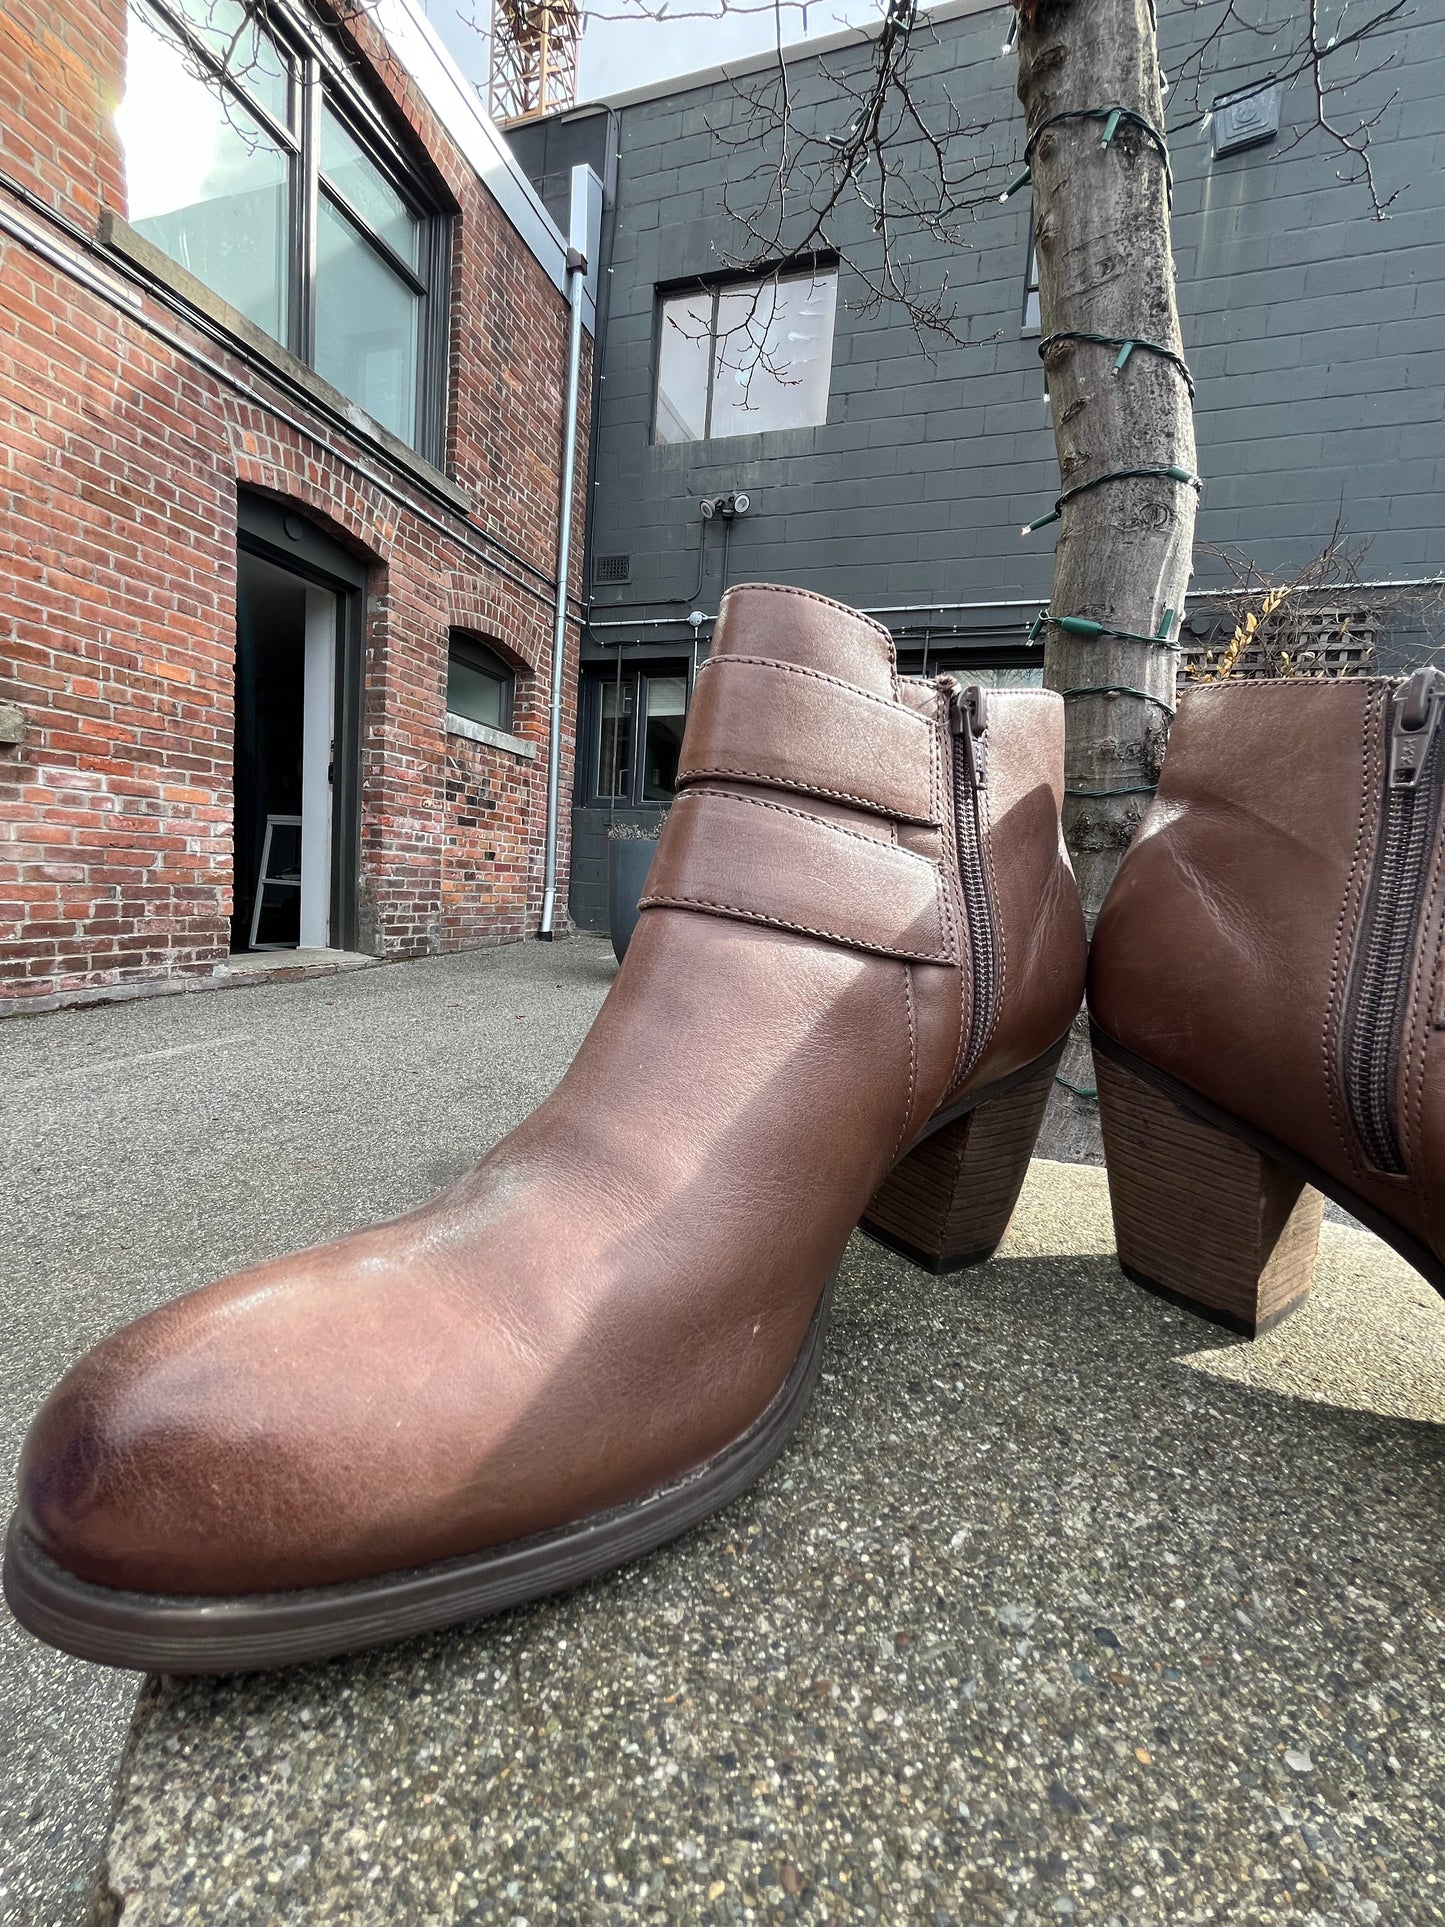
1055, 1073, 1099, 1100
1002, 103, 1173, 202
1061, 684, 1176, 716
1034, 607, 1182, 649
1038, 330, 1195, 398
1028, 105, 1172, 176
1064, 782, 1160, 797
1025, 467, 1201, 535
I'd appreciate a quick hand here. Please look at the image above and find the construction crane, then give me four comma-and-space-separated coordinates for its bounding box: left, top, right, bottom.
488, 0, 580, 123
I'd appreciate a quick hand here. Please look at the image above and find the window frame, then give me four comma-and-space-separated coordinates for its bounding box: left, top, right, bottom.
126, 0, 450, 461
651, 262, 839, 446
446, 634, 516, 735
1022, 224, 1041, 335
581, 660, 694, 806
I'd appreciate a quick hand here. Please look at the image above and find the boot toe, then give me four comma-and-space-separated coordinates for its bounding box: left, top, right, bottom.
17, 1299, 338, 1598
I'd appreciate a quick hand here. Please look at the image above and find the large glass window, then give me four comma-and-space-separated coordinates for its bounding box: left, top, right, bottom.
117, 4, 290, 337
587, 666, 693, 803
116, 0, 443, 455
315, 200, 420, 444
654, 269, 838, 444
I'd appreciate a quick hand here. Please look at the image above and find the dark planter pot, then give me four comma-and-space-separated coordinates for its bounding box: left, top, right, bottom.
607, 835, 660, 965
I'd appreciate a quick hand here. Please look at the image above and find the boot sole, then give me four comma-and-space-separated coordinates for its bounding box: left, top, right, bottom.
1091, 1022, 1445, 1312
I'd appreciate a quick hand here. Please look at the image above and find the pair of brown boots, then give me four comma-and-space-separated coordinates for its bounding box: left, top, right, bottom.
7, 586, 1442, 1673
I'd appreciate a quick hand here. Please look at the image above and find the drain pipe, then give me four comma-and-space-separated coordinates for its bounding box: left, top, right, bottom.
539, 178, 590, 940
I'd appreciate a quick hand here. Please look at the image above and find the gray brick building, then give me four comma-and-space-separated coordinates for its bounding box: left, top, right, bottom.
508, 0, 1445, 931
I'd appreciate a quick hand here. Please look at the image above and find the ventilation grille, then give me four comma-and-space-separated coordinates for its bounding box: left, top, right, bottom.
595, 553, 631, 585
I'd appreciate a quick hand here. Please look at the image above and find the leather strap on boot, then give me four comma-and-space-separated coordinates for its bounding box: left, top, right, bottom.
641, 787, 960, 964
640, 611, 959, 965
676, 656, 943, 826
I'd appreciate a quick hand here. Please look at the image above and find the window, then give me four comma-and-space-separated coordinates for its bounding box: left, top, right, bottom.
447, 636, 514, 733
586, 666, 691, 802
641, 674, 686, 801
116, 0, 446, 455
596, 677, 634, 799
1023, 231, 1040, 333
654, 269, 838, 444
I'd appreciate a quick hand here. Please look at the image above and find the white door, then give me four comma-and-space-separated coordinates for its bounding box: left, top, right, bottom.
299, 587, 336, 949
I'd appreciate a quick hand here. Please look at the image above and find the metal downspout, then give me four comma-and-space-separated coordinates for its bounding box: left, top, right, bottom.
538, 218, 588, 939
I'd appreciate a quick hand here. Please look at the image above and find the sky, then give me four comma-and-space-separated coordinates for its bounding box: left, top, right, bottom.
417, 0, 893, 109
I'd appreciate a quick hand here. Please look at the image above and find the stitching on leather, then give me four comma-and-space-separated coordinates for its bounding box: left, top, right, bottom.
681, 763, 933, 823
696, 655, 924, 716
723, 581, 896, 650
1323, 685, 1382, 1178
638, 894, 950, 964
680, 659, 936, 819
653, 788, 952, 959
673, 784, 941, 864
929, 685, 943, 834
891, 963, 918, 1166
1404, 831, 1445, 1198
1201, 677, 1399, 695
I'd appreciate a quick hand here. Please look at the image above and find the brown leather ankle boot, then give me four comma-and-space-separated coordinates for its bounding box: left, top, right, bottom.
1089, 669, 1445, 1337
5, 585, 1085, 1672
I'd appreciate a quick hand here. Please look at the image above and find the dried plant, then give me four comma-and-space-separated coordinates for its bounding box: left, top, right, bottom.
1187, 523, 1440, 681
607, 811, 669, 838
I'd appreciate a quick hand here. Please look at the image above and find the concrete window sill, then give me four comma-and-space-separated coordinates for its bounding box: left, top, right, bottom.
445, 714, 537, 759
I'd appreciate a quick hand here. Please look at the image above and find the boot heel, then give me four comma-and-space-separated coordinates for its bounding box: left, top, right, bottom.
1094, 1049, 1323, 1337
860, 1053, 1059, 1272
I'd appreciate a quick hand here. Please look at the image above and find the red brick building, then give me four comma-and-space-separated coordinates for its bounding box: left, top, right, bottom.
0, 0, 591, 1013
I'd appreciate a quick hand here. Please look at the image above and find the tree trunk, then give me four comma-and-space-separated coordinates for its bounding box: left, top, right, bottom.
1015, 0, 1197, 1154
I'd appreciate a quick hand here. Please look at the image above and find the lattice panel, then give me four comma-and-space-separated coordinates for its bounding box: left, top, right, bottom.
1178, 599, 1381, 685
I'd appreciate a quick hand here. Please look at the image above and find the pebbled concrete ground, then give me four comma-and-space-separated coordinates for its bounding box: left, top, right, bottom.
4, 941, 1445, 1925
0, 940, 615, 1927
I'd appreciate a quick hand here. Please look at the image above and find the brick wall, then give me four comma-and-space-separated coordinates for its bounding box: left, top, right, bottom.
0, 0, 589, 1013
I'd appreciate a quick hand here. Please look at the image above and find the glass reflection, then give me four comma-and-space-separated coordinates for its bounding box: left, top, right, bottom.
118, 0, 289, 340
314, 197, 420, 444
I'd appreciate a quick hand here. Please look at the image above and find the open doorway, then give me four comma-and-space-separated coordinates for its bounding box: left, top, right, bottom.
232, 494, 364, 955
232, 555, 338, 950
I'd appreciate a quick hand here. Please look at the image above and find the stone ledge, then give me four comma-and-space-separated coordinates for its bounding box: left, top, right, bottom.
445, 713, 538, 759
91, 1162, 1445, 1925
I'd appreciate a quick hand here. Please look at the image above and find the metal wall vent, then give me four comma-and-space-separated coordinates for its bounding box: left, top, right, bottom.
595, 553, 632, 584
1211, 80, 1280, 158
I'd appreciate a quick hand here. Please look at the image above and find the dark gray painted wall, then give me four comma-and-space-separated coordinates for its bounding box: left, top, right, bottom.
530, 0, 1445, 928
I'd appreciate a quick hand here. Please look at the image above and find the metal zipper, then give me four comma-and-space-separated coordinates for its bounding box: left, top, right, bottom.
1343, 667, 1445, 1173
946, 681, 999, 1080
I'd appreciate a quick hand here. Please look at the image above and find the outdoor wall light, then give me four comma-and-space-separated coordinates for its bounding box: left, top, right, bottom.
1211, 79, 1281, 158
699, 492, 752, 519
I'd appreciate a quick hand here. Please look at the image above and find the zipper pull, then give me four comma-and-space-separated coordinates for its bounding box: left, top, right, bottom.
1389, 668, 1445, 788
949, 683, 988, 787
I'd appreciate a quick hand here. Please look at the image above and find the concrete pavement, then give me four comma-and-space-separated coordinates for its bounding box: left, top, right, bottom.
2, 940, 1443, 1925
0, 940, 614, 1927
